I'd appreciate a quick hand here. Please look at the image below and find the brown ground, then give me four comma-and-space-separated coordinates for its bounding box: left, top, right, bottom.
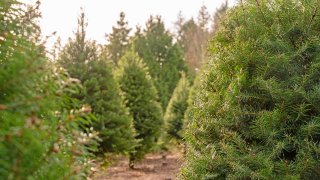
92, 151, 182, 180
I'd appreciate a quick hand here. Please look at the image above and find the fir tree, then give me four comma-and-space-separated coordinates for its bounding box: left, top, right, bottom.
183, 0, 320, 179
105, 12, 131, 66
58, 11, 135, 154
164, 72, 190, 141
116, 51, 163, 168
83, 59, 136, 154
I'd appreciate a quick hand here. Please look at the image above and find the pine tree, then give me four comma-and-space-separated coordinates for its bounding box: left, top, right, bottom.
183, 0, 320, 179
0, 1, 96, 178
116, 51, 163, 168
105, 12, 131, 66
58, 11, 135, 154
164, 72, 190, 141
133, 16, 187, 109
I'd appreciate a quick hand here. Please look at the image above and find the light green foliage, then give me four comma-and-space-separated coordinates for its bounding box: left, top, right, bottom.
164, 72, 190, 141
116, 52, 163, 165
133, 16, 187, 109
58, 11, 135, 155
0, 1, 96, 179
183, 0, 320, 179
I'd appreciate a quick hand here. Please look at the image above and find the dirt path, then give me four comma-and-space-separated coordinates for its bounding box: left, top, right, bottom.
92, 151, 182, 180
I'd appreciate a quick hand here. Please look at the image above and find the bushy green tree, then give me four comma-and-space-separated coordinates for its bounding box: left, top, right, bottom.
116, 51, 163, 168
164, 72, 190, 141
58, 11, 135, 154
183, 0, 320, 179
133, 16, 187, 109
0, 1, 96, 178
83, 59, 136, 154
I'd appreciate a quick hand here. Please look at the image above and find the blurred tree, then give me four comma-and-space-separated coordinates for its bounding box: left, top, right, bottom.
116, 51, 163, 169
104, 12, 131, 66
133, 16, 187, 109
0, 1, 96, 178
58, 10, 135, 155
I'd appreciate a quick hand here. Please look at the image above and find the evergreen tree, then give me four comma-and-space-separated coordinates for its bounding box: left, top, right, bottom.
133, 16, 187, 109
0, 1, 96, 178
58, 11, 135, 154
211, 0, 228, 35
164, 72, 190, 141
116, 51, 163, 168
83, 59, 136, 154
105, 12, 131, 66
183, 0, 320, 179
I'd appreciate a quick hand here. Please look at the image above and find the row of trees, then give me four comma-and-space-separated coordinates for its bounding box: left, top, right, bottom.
0, 0, 229, 178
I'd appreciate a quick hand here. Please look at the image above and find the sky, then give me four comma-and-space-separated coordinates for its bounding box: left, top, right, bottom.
22, 0, 237, 47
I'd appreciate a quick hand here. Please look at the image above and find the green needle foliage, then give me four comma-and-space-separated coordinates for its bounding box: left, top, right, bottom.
0, 1, 96, 179
116, 51, 163, 167
183, 0, 320, 179
82, 59, 136, 154
164, 72, 190, 141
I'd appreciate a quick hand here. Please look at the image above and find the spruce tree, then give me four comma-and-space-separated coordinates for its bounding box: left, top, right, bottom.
105, 12, 131, 66
116, 51, 163, 168
0, 1, 96, 178
164, 72, 190, 141
133, 16, 187, 109
183, 0, 320, 179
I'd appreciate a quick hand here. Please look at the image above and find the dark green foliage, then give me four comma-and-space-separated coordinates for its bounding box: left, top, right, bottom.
116, 52, 163, 165
183, 0, 320, 179
133, 16, 187, 109
83, 59, 136, 154
164, 72, 190, 141
58, 11, 135, 155
0, 1, 96, 178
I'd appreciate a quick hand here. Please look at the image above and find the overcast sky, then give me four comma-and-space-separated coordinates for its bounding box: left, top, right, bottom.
22, 0, 237, 47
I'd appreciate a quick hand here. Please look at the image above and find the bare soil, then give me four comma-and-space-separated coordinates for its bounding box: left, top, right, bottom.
92, 151, 182, 180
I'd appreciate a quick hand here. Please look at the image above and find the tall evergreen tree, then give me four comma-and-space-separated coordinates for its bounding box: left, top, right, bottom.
183, 0, 320, 179
105, 12, 131, 66
133, 16, 187, 109
164, 72, 190, 141
0, 1, 96, 178
116, 51, 163, 168
58, 11, 135, 154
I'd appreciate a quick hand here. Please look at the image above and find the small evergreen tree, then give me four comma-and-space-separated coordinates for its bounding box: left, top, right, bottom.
83, 59, 136, 154
164, 72, 190, 141
183, 0, 320, 179
116, 51, 163, 168
58, 11, 135, 154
